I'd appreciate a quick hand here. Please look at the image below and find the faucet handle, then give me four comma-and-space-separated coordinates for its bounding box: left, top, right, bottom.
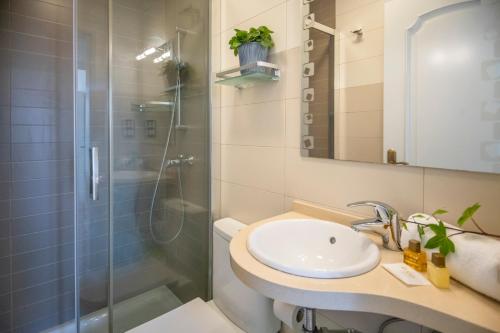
347, 201, 397, 223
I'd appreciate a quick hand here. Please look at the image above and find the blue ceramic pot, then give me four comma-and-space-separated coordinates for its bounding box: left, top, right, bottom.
238, 42, 269, 74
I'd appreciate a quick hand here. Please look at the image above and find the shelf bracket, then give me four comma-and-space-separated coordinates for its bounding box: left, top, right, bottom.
303, 14, 335, 36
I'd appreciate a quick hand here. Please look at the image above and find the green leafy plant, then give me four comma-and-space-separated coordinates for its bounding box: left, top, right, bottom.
161, 60, 190, 86
402, 203, 499, 256
228, 26, 274, 56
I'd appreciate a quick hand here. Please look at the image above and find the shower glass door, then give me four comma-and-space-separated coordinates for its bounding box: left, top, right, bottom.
109, 0, 211, 330
75, 0, 210, 331
111, 0, 210, 332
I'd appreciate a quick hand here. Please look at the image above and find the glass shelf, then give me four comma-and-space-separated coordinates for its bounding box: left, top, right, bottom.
215, 61, 280, 89
131, 101, 175, 112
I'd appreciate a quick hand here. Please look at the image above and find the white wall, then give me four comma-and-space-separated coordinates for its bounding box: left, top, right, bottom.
211, 0, 500, 235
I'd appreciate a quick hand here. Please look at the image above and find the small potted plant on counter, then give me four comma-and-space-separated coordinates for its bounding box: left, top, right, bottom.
229, 26, 274, 74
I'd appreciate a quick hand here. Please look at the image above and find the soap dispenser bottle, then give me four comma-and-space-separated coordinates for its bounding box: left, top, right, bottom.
403, 239, 427, 272
428, 253, 450, 288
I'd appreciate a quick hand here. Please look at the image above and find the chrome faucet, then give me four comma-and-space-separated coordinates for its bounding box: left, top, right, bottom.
347, 201, 402, 251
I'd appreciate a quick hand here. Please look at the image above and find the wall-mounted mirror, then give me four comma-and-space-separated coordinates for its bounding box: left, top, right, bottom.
300, 0, 500, 174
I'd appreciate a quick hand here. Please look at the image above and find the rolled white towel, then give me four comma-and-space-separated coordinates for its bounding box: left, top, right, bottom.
402, 213, 500, 301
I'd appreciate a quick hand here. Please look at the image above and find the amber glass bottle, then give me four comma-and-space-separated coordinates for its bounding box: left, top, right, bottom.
428, 253, 450, 288
403, 239, 427, 272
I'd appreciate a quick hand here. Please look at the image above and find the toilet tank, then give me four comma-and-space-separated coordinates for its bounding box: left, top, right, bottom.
213, 218, 280, 333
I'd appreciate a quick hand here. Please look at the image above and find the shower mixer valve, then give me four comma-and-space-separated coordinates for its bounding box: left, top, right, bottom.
166, 154, 195, 168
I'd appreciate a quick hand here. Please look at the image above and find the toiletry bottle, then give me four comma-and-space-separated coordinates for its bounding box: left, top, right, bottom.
428, 253, 450, 288
403, 239, 427, 272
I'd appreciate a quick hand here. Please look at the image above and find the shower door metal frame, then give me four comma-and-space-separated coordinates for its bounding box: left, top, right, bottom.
72, 0, 80, 331
107, 0, 115, 331
73, 0, 114, 331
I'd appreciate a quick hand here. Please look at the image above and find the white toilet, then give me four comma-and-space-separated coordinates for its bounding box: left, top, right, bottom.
127, 218, 281, 333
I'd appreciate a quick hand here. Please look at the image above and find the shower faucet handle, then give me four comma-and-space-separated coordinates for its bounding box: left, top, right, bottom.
178, 154, 194, 165
166, 154, 195, 168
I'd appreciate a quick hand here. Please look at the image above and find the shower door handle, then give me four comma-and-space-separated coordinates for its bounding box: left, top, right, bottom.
90, 146, 100, 201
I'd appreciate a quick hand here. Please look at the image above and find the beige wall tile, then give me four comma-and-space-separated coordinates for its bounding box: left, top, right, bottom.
339, 110, 383, 138
221, 100, 285, 147
336, 28, 384, 65
212, 179, 221, 220
221, 145, 285, 193
285, 98, 301, 148
339, 83, 383, 113
211, 0, 221, 35
336, 0, 381, 16
338, 55, 384, 88
336, 0, 384, 38
212, 106, 221, 143
212, 142, 221, 179
286, 0, 302, 50
285, 148, 424, 217
220, 181, 285, 224
220, 0, 285, 32
343, 137, 383, 163
285, 47, 301, 99
423, 168, 500, 234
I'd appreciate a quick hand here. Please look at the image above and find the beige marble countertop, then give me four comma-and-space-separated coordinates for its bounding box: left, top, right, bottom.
229, 201, 500, 333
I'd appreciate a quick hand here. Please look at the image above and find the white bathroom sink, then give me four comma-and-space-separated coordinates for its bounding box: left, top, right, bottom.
247, 219, 380, 278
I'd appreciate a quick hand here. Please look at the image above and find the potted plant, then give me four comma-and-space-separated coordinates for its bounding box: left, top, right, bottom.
229, 26, 274, 74
161, 60, 190, 87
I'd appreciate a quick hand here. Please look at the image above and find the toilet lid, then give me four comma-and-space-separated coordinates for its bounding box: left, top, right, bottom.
126, 298, 244, 333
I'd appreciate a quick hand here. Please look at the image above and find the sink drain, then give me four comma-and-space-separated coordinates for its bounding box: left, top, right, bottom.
329, 236, 336, 244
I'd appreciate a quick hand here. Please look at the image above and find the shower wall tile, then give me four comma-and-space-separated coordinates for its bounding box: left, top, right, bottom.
11, 142, 73, 162
12, 291, 74, 327
14, 308, 74, 333
11, 0, 72, 26
11, 160, 73, 181
0, 276, 9, 296
12, 226, 73, 254
12, 259, 74, 291
11, 32, 72, 58
0, 240, 9, 259
12, 275, 73, 310
0, 260, 10, 283
11, 125, 73, 144
11, 193, 73, 218
12, 243, 73, 273
11, 107, 72, 126
0, 220, 9, 239
0, 183, 9, 201
0, 201, 9, 220
0, 2, 75, 330
12, 210, 73, 236
0, 312, 11, 333
10, 13, 72, 41
0, 0, 9, 12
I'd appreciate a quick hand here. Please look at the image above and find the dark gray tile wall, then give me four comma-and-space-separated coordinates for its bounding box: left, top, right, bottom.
0, 0, 75, 332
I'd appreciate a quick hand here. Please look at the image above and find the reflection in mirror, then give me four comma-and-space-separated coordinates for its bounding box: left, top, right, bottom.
301, 0, 336, 158
300, 0, 500, 174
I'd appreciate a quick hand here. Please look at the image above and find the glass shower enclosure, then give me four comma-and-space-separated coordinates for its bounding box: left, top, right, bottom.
0, 0, 210, 332
75, 0, 211, 332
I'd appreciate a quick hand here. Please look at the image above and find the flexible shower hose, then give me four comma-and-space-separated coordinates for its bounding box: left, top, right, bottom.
148, 69, 185, 245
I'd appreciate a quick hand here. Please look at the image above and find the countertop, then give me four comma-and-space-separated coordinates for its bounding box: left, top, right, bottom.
229, 201, 500, 333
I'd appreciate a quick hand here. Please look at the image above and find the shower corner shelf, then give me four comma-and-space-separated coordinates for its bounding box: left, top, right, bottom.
215, 61, 280, 89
